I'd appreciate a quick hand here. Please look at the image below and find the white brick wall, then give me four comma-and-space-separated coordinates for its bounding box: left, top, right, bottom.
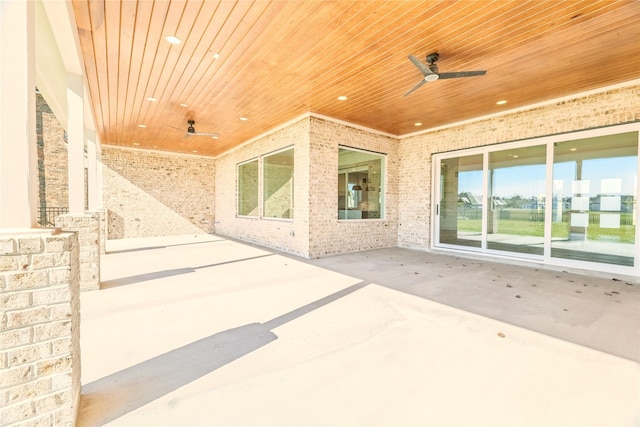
397, 83, 640, 249
215, 118, 311, 256
0, 230, 80, 427
307, 117, 399, 258
102, 147, 216, 239
215, 116, 400, 258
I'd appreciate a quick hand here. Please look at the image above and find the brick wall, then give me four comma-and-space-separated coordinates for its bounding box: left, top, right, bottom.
307, 117, 399, 258
397, 83, 640, 249
215, 116, 400, 258
0, 230, 81, 427
36, 93, 69, 225
215, 118, 311, 256
55, 214, 100, 291
101, 147, 216, 239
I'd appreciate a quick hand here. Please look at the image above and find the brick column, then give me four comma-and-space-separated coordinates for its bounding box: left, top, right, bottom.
55, 213, 100, 291
0, 229, 81, 426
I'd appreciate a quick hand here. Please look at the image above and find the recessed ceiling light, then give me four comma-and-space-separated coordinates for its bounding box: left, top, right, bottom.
212, 135, 219, 139
414, 122, 422, 126
240, 117, 248, 121
137, 124, 146, 128
212, 53, 220, 59
192, 150, 198, 153
165, 35, 181, 44
179, 103, 188, 107
153, 145, 158, 148
570, 148, 577, 151
337, 95, 348, 101
133, 142, 140, 146
496, 100, 508, 105
146, 97, 157, 102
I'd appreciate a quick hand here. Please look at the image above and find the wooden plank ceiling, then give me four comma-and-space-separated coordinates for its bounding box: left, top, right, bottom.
72, 0, 640, 157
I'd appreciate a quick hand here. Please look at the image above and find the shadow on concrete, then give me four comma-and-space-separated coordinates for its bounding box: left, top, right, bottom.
106, 237, 227, 254
100, 254, 275, 290
77, 281, 368, 426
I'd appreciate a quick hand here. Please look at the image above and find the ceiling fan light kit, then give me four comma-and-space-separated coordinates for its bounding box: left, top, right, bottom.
404, 52, 486, 96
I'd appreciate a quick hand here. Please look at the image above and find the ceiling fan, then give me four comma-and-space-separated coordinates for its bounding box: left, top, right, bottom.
170, 120, 219, 139
404, 52, 486, 96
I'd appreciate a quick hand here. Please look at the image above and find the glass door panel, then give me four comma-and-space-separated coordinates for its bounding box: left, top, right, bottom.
487, 145, 547, 255
439, 155, 483, 248
551, 132, 637, 266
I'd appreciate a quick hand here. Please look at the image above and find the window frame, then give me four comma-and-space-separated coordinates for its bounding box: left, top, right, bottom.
337, 146, 386, 221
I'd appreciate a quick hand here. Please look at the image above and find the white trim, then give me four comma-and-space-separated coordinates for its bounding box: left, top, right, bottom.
400, 79, 640, 140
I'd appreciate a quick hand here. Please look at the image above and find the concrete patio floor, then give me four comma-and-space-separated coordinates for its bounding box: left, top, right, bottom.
77, 234, 639, 427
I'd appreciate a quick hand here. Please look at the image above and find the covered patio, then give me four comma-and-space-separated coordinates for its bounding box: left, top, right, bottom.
77, 234, 639, 426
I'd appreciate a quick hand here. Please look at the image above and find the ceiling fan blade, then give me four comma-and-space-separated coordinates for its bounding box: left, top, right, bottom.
404, 79, 427, 96
194, 132, 220, 139
437, 70, 486, 79
408, 54, 431, 76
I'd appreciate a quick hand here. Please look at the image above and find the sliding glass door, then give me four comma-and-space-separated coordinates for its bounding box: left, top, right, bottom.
433, 124, 639, 274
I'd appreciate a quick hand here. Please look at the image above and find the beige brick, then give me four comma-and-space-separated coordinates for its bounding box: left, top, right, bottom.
30, 252, 70, 270
0, 400, 35, 425
0, 255, 20, 272
49, 268, 71, 285
33, 321, 71, 342
31, 286, 71, 305
5, 307, 49, 328
34, 390, 71, 415
44, 236, 69, 253
0, 291, 31, 310
15, 414, 55, 427
52, 406, 75, 426
7, 343, 51, 367
17, 238, 43, 254
6, 377, 51, 403
2, 365, 34, 386
51, 372, 72, 390
0, 238, 15, 255
0, 328, 32, 349
49, 303, 72, 322
35, 355, 72, 376
50, 337, 72, 357
5, 271, 49, 290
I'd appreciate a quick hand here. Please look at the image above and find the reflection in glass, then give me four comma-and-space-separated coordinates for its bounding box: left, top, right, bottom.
487, 145, 547, 255
551, 132, 637, 266
263, 147, 294, 219
338, 148, 385, 219
439, 155, 483, 248
237, 159, 259, 216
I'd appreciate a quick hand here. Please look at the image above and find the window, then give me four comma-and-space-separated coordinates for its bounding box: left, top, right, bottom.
338, 147, 385, 219
263, 147, 294, 219
237, 159, 259, 216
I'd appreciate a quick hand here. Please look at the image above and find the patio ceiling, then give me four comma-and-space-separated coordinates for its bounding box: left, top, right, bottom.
72, 0, 640, 157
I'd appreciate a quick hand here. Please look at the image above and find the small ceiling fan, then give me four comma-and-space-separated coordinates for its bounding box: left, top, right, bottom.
170, 120, 219, 139
404, 52, 486, 96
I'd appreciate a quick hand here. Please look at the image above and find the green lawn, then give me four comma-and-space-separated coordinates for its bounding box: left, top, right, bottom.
457, 213, 635, 243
